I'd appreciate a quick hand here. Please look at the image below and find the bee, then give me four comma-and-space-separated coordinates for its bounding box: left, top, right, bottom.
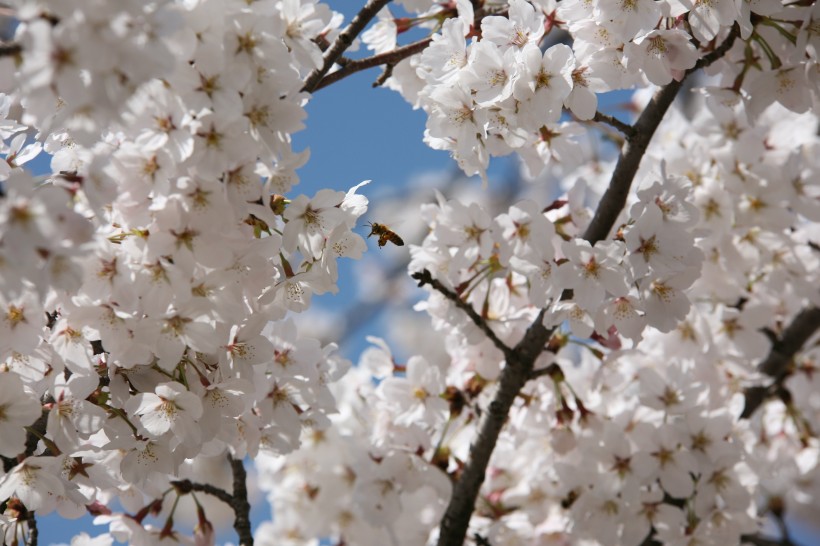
367, 222, 404, 248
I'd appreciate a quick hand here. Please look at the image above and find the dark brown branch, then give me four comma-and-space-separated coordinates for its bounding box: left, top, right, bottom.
312, 37, 432, 92
171, 479, 235, 507
2, 407, 50, 472
412, 269, 515, 361
582, 81, 681, 243
582, 24, 739, 245
741, 306, 820, 418
435, 26, 741, 546
592, 111, 635, 138
758, 306, 820, 377
0, 42, 20, 57
173, 459, 254, 545
740, 500, 803, 546
474, 533, 493, 546
373, 63, 395, 87
437, 310, 552, 546
2, 455, 16, 473
230, 455, 254, 546
26, 512, 37, 546
528, 362, 563, 381
302, 0, 393, 93
694, 25, 742, 71
310, 5, 515, 91
741, 534, 801, 546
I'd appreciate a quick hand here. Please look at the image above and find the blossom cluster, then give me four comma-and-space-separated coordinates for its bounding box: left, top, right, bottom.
403, 168, 705, 372
0, 0, 372, 543
0, 0, 817, 545
362, 0, 820, 180
262, 15, 819, 541
263, 97, 818, 545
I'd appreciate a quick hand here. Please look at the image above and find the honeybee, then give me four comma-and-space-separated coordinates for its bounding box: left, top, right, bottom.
367, 222, 404, 248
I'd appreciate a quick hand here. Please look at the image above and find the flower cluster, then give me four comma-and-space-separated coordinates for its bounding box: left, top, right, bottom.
0, 0, 818, 545
0, 0, 371, 542
256, 358, 452, 546
261, 52, 819, 546
364, 0, 820, 180
408, 169, 703, 364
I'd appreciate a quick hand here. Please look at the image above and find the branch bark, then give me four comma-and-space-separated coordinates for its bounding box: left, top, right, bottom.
0, 42, 20, 57
302, 0, 393, 93
173, 459, 255, 545
435, 26, 741, 546
26, 512, 37, 546
582, 24, 739, 245
436, 312, 551, 546
312, 37, 432, 92
411, 269, 515, 361
308, 5, 512, 92
2, 407, 50, 473
741, 534, 801, 546
171, 479, 235, 506
230, 456, 254, 546
741, 306, 820, 419
592, 111, 635, 138
758, 306, 820, 378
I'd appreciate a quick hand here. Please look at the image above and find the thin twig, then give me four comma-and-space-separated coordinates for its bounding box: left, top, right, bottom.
0, 42, 20, 57
741, 534, 802, 546
592, 111, 635, 138
2, 406, 51, 472
758, 306, 820, 377
302, 0, 393, 93
411, 269, 515, 361
582, 81, 684, 243
171, 464, 253, 546
741, 306, 820, 418
528, 362, 562, 380
309, 4, 516, 91
773, 509, 796, 546
229, 455, 254, 546
373, 63, 395, 87
26, 512, 37, 546
312, 37, 432, 92
474, 533, 493, 546
694, 25, 742, 71
171, 479, 235, 506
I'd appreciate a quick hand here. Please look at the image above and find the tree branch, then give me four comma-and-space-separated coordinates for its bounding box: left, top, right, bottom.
173, 459, 255, 545
435, 26, 741, 546
741, 306, 820, 418
582, 24, 739, 245
2, 407, 50, 473
582, 82, 678, 242
741, 534, 802, 546
411, 269, 515, 361
229, 456, 254, 546
312, 37, 432, 92
302, 0, 393, 93
310, 4, 516, 91
592, 111, 635, 138
758, 306, 820, 378
26, 512, 37, 546
0, 42, 20, 57
436, 311, 553, 546
171, 479, 235, 507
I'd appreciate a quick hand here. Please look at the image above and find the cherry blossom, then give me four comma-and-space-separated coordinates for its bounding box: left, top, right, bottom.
0, 1, 818, 545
